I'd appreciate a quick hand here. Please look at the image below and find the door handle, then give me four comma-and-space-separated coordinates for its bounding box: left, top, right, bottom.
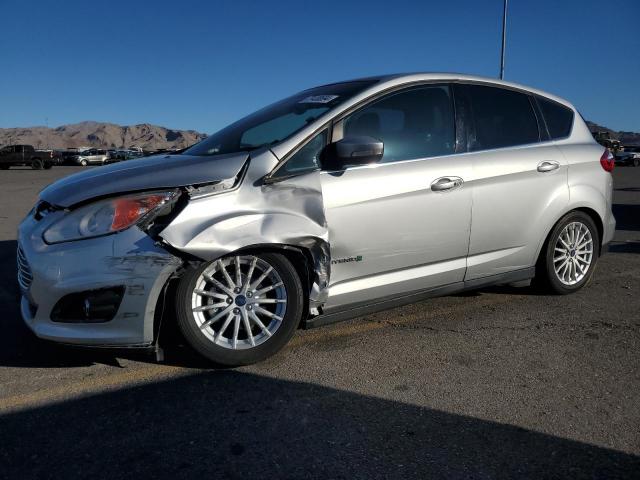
431, 176, 463, 192
537, 161, 559, 172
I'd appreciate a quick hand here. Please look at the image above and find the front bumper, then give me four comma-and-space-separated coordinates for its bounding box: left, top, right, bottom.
17, 210, 182, 346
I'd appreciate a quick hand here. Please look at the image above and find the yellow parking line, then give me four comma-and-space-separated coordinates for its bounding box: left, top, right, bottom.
0, 364, 189, 414
290, 293, 516, 346
0, 290, 535, 413
4, 261, 637, 414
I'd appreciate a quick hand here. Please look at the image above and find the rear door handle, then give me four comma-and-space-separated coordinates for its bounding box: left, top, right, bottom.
537, 161, 559, 172
431, 176, 463, 192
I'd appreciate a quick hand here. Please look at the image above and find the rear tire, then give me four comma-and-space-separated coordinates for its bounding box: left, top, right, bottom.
536, 211, 599, 294
31, 158, 43, 170
175, 252, 304, 366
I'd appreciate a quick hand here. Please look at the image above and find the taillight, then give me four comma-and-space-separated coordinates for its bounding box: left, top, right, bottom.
600, 149, 615, 172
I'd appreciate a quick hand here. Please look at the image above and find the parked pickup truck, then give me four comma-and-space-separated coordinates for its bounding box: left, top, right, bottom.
0, 144, 55, 170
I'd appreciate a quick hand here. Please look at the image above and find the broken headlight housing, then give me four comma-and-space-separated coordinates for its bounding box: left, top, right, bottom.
43, 190, 179, 244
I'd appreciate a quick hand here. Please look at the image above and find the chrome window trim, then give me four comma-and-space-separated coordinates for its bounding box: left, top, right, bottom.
267, 80, 455, 179
318, 137, 564, 175
266, 74, 580, 180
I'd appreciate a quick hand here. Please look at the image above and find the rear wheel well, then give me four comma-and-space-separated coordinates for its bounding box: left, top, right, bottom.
537, 207, 604, 270
573, 207, 604, 254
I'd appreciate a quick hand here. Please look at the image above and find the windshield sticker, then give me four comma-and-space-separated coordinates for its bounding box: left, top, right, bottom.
299, 95, 339, 104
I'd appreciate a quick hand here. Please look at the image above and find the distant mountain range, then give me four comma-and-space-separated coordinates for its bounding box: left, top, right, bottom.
585, 121, 640, 145
0, 120, 637, 151
0, 121, 207, 151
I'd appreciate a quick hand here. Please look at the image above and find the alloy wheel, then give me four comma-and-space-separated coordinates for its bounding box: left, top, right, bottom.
553, 221, 594, 286
190, 255, 288, 350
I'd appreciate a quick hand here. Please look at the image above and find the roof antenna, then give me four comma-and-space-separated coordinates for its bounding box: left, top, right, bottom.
500, 0, 508, 80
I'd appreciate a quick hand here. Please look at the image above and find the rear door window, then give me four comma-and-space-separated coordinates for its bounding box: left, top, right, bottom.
537, 96, 574, 139
467, 84, 539, 150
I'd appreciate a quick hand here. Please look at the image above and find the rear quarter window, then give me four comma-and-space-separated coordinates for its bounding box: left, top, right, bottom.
537, 96, 574, 139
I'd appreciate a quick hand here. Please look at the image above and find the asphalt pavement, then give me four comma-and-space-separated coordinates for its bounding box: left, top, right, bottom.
0, 165, 638, 479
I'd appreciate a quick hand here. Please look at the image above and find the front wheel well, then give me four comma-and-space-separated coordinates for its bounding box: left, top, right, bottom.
153, 244, 317, 348
234, 245, 314, 324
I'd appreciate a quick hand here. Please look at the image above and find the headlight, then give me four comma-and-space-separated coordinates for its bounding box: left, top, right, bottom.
43, 191, 179, 244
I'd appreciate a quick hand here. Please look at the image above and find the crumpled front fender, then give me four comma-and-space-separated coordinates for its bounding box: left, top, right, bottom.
160, 150, 330, 313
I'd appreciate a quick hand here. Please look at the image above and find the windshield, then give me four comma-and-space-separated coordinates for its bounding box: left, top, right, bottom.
185, 80, 377, 156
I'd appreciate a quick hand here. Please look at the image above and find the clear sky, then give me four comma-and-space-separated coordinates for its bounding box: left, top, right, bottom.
1, 0, 638, 133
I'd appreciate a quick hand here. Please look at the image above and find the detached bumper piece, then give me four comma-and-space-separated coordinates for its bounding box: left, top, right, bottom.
51, 287, 126, 323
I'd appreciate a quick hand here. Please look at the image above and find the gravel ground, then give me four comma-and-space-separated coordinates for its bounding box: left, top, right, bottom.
0, 165, 638, 479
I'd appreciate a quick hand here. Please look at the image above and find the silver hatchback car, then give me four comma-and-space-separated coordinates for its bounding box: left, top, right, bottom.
17, 74, 616, 365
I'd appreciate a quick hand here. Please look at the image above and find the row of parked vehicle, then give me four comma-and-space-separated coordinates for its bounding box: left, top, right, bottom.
56, 148, 145, 166
592, 132, 640, 167
614, 146, 640, 167
0, 145, 183, 169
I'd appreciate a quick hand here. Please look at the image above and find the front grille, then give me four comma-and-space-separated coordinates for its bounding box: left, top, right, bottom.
17, 246, 33, 291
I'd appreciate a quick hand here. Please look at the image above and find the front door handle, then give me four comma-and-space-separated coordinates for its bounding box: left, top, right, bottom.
431, 176, 463, 192
537, 161, 560, 172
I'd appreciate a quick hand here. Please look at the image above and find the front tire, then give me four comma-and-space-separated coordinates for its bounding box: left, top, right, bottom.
31, 158, 43, 170
80, 159, 88, 166
537, 211, 599, 294
633, 158, 639, 167
175, 253, 304, 366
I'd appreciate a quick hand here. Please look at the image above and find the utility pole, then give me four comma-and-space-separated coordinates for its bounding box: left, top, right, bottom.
500, 0, 508, 80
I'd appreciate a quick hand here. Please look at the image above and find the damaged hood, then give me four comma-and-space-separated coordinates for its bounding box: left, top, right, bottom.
40, 152, 249, 207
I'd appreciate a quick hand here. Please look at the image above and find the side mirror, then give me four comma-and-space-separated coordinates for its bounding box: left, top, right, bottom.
323, 135, 384, 170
